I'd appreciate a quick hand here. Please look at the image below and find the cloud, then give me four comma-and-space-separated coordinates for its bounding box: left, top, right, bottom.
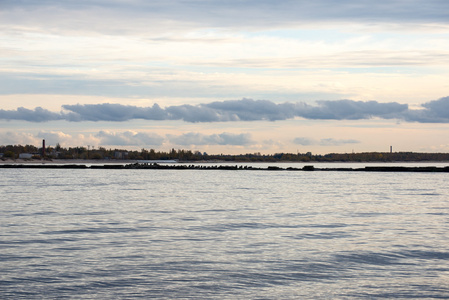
0, 131, 39, 146
2, 97, 449, 123
3, 0, 449, 35
294, 137, 360, 146
165, 104, 223, 122
168, 132, 253, 146
200, 51, 449, 69
0, 107, 63, 122
404, 96, 449, 123
295, 100, 408, 120
0, 129, 253, 148
37, 131, 73, 145
204, 99, 296, 121
96, 131, 164, 146
293, 137, 315, 146
56, 98, 411, 122
319, 138, 360, 146
62, 103, 168, 122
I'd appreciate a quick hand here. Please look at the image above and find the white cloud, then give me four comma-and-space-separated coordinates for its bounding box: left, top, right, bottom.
294, 137, 360, 146
319, 138, 360, 146
95, 131, 164, 146
0, 131, 39, 146
37, 131, 73, 145
168, 132, 253, 146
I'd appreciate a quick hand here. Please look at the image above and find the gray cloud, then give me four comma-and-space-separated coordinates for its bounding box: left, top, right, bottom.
293, 137, 315, 146
165, 105, 222, 123
295, 100, 407, 120
168, 132, 253, 146
0, 107, 63, 122
61, 98, 408, 122
404, 96, 449, 123
205, 99, 296, 121
2, 97, 449, 124
62, 103, 168, 122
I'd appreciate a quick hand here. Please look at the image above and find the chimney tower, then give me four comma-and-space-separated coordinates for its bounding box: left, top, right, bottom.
42, 139, 46, 157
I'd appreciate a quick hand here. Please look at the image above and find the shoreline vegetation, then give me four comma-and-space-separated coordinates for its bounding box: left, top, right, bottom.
1, 162, 449, 172
2, 144, 449, 163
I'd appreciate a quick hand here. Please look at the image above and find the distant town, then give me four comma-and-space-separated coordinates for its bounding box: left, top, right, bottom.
2, 141, 449, 162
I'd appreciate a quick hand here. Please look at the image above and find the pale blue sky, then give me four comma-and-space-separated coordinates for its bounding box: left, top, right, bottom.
1, 0, 449, 154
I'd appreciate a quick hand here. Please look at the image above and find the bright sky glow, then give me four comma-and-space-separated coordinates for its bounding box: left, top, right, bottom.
1, 0, 449, 154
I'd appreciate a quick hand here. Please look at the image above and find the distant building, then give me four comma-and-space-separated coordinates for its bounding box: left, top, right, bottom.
114, 151, 129, 160
50, 150, 61, 158
0, 153, 3, 158
19, 153, 33, 159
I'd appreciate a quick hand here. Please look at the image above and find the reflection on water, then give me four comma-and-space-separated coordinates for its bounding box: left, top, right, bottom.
1, 165, 449, 298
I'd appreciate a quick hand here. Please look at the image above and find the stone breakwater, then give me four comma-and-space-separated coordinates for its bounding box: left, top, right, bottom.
1, 163, 449, 172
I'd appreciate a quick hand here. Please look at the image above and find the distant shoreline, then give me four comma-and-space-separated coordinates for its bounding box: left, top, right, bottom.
2, 158, 449, 165
0, 159, 145, 165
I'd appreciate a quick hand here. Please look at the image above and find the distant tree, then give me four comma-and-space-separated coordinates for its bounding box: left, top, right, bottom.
91, 153, 103, 160
3, 151, 15, 158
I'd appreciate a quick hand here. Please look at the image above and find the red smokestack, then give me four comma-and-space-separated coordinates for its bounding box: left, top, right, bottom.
42, 139, 46, 157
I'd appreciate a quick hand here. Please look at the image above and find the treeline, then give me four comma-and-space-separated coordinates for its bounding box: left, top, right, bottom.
212, 152, 449, 162
2, 144, 449, 162
0, 144, 201, 160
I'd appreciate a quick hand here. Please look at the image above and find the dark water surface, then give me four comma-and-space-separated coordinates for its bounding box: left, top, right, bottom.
1, 164, 449, 298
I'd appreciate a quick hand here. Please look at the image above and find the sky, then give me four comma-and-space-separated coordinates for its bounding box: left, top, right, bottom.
1, 0, 449, 155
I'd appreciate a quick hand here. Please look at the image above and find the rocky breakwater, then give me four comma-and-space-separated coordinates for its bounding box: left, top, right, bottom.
1, 163, 449, 172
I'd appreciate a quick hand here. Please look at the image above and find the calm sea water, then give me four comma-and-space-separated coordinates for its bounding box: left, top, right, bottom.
1, 163, 449, 299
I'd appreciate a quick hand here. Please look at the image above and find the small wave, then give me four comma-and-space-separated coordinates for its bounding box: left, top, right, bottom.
0, 237, 78, 245
32, 211, 57, 216
42, 227, 139, 235
308, 223, 348, 228
0, 254, 40, 261
333, 251, 410, 266
292, 231, 353, 240
72, 211, 112, 216
403, 250, 449, 260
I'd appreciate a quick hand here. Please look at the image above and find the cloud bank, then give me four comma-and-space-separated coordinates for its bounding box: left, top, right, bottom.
0, 130, 254, 148
2, 97, 449, 124
168, 132, 253, 146
3, 0, 449, 35
0, 107, 64, 122
95, 131, 165, 146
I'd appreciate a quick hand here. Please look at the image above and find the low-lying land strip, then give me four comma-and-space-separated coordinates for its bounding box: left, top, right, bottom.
1, 163, 449, 172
